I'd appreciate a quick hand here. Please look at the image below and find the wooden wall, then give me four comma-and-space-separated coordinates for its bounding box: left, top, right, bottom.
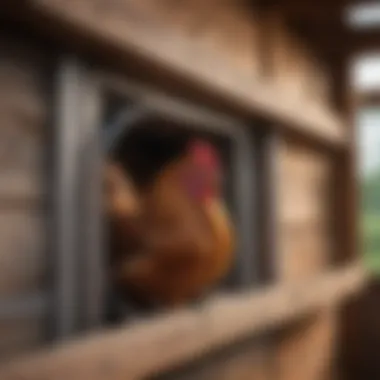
147, 0, 261, 80
273, 139, 336, 380
339, 280, 380, 380
0, 1, 351, 378
29, 0, 344, 143
0, 33, 50, 360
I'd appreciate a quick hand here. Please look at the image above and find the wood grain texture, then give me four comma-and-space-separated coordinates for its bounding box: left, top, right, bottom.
21, 0, 347, 146
266, 11, 338, 135
154, 337, 272, 380
0, 212, 46, 297
0, 36, 48, 296
0, 263, 366, 380
0, 35, 48, 199
277, 140, 333, 282
0, 317, 46, 364
0, 33, 49, 359
38, 0, 261, 89
275, 307, 338, 380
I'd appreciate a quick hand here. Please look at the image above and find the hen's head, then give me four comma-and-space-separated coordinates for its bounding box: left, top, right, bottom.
183, 139, 222, 202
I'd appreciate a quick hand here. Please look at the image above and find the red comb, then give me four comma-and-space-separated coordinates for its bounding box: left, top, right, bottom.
187, 139, 220, 168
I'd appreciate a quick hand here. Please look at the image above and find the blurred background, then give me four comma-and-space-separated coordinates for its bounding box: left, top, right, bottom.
0, 1, 379, 379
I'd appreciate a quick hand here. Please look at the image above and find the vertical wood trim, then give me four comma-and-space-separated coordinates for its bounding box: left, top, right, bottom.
335, 52, 362, 380
332, 51, 358, 264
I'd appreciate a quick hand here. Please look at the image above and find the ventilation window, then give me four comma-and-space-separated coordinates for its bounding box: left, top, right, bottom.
52, 63, 276, 339
101, 87, 257, 321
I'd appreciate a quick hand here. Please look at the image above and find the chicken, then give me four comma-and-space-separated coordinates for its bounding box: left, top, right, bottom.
111, 139, 235, 308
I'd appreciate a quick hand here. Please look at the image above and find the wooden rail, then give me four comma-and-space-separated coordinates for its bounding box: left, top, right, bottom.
0, 262, 367, 380
4, 0, 347, 148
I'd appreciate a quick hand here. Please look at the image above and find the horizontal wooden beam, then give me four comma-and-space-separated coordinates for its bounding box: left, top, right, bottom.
0, 262, 367, 380
2, 0, 348, 148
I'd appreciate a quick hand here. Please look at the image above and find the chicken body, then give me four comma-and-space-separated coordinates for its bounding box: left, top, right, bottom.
107, 140, 235, 308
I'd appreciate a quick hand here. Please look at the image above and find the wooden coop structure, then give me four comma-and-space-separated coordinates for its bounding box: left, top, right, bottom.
0, 0, 376, 379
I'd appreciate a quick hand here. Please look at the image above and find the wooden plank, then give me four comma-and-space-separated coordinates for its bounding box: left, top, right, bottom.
155, 337, 273, 380
332, 50, 362, 380
0, 176, 44, 208
0, 31, 50, 361
275, 307, 338, 380
277, 140, 334, 282
0, 211, 46, 297
263, 9, 339, 131
0, 263, 367, 380
0, 35, 48, 200
339, 281, 380, 380
150, 0, 261, 78
0, 317, 46, 364
11, 0, 348, 147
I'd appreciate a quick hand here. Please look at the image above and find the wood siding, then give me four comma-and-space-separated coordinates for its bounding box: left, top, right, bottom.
154, 337, 272, 380
275, 308, 338, 380
0, 1, 359, 378
278, 139, 333, 282
23, 0, 346, 145
0, 33, 50, 359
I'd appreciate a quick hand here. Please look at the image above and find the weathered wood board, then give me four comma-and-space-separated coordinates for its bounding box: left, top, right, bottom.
0, 2, 356, 377
0, 263, 366, 379
0, 212, 46, 297
0, 38, 47, 198
154, 337, 272, 380
270, 14, 330, 101
277, 139, 333, 282
0, 32, 50, 358
268, 13, 337, 132
25, 0, 346, 145
275, 308, 337, 380
0, 317, 46, 363
44, 0, 261, 89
